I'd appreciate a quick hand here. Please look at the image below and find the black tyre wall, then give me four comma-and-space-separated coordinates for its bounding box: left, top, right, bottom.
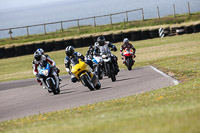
0, 47, 5, 59
74, 38, 84, 48
25, 44, 36, 54
15, 45, 27, 56
104, 34, 113, 42
65, 39, 75, 47
112, 33, 123, 43
45, 41, 55, 52
141, 30, 150, 40
83, 36, 95, 47
184, 25, 194, 34
193, 24, 200, 33
55, 39, 66, 50
132, 31, 142, 41
34, 42, 46, 51
149, 29, 159, 38
176, 26, 185, 35
122, 32, 132, 41
5, 46, 16, 58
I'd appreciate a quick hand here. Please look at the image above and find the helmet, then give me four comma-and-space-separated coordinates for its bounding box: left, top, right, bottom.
36, 48, 44, 55
97, 36, 105, 46
123, 38, 129, 44
34, 51, 42, 61
65, 46, 75, 57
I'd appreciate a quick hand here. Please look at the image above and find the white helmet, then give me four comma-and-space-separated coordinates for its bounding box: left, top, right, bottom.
123, 38, 129, 44
36, 48, 44, 55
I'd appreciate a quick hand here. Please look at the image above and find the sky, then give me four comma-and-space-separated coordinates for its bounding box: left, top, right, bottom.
0, 0, 68, 10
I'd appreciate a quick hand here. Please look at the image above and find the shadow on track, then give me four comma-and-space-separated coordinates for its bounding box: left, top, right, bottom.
116, 77, 141, 82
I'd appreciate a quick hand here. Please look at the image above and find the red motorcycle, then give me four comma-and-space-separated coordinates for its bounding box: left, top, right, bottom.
122, 48, 135, 70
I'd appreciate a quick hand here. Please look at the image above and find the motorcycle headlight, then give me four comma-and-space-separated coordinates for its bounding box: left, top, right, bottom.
42, 70, 49, 76
102, 55, 106, 59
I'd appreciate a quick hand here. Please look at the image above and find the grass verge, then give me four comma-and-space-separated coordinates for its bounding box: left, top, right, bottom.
0, 12, 200, 47
0, 33, 200, 132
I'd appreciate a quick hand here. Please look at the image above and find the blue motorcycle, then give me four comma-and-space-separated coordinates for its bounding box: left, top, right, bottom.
38, 62, 60, 95
92, 55, 104, 80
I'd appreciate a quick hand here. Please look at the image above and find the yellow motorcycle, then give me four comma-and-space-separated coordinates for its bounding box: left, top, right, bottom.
70, 57, 101, 91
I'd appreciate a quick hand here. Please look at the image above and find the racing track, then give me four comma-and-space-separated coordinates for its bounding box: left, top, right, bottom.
0, 66, 179, 121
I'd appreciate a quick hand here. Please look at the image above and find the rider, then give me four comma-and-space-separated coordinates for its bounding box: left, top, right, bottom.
93, 36, 120, 74
85, 45, 94, 69
120, 38, 136, 63
32, 49, 60, 87
64, 46, 85, 83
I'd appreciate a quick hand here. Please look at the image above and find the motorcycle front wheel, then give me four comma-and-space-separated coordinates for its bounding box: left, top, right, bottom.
80, 74, 95, 91
46, 78, 60, 95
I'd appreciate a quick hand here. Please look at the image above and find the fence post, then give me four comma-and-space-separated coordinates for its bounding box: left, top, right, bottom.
123, 19, 126, 28
61, 21, 64, 32
44, 24, 47, 34
173, 4, 176, 18
77, 19, 80, 31
26, 26, 29, 36
8, 29, 13, 39
142, 8, 145, 20
93, 17, 96, 27
110, 14, 113, 25
157, 6, 160, 19
188, 2, 191, 15
126, 11, 128, 22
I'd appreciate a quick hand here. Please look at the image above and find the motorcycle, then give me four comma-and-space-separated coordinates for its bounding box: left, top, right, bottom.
122, 48, 135, 70
92, 55, 104, 80
102, 51, 117, 82
70, 57, 101, 91
38, 62, 60, 95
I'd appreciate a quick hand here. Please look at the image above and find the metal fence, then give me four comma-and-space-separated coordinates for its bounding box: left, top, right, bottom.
0, 2, 193, 39
0, 8, 144, 39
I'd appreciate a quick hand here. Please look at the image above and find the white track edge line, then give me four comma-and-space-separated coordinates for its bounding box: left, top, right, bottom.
149, 65, 179, 85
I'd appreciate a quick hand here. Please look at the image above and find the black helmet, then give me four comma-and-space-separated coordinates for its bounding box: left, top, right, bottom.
34, 51, 42, 61
65, 46, 75, 57
97, 36, 105, 46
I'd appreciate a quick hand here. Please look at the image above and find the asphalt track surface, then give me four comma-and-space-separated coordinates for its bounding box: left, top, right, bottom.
0, 66, 179, 122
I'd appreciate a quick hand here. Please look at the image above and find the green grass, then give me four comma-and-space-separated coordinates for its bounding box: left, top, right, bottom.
0, 33, 200, 132
0, 12, 200, 47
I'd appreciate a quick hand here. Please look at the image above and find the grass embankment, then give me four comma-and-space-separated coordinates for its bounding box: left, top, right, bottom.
0, 12, 200, 47
0, 33, 200, 132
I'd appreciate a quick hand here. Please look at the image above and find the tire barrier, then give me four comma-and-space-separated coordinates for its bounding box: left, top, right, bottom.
141, 30, 150, 40
73, 38, 84, 48
4, 46, 16, 58
184, 25, 194, 34
55, 39, 66, 50
25, 44, 36, 55
149, 29, 159, 38
164, 27, 170, 36
1, 23, 200, 59
34, 42, 46, 51
176, 26, 185, 35
122, 32, 132, 41
83, 36, 94, 47
45, 41, 55, 52
15, 45, 27, 56
193, 24, 200, 33
104, 34, 113, 43
0, 47, 5, 59
64, 39, 75, 47
112, 33, 123, 43
132, 30, 142, 41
